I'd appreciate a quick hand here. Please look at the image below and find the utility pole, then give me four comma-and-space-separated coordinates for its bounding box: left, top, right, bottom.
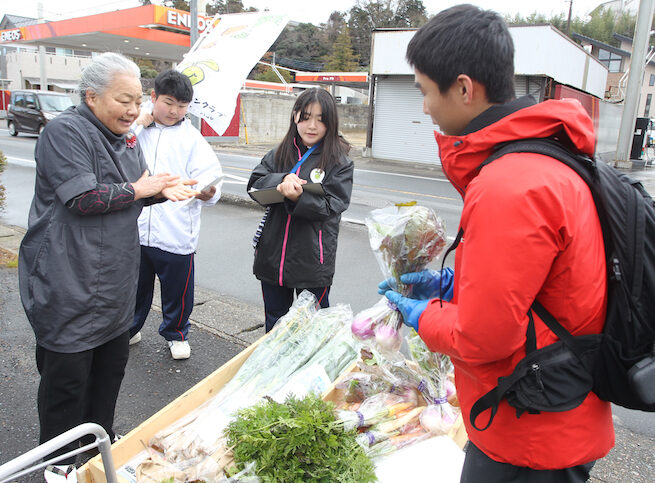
615, 0, 655, 166
566, 0, 573, 36
190, 0, 201, 130
37, 2, 47, 90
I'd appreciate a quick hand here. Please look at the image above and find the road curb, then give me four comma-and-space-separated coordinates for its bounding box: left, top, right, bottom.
0, 224, 24, 255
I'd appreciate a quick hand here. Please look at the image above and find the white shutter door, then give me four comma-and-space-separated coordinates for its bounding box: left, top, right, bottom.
372, 76, 440, 164
514, 75, 527, 97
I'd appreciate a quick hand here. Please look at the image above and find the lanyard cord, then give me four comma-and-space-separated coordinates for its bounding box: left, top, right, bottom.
290, 141, 320, 174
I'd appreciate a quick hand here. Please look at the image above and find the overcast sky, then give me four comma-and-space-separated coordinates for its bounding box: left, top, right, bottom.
7, 0, 627, 26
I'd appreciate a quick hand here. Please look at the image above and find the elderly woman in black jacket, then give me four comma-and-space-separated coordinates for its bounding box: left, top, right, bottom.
248, 88, 354, 332
18, 52, 197, 472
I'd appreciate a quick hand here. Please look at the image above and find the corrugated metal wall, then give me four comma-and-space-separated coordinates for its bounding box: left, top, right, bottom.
514, 75, 527, 97
371, 74, 545, 164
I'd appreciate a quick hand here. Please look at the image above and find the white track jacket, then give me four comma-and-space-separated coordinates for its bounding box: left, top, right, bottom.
136, 118, 222, 255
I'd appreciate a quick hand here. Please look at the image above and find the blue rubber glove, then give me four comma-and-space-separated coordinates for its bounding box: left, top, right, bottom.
401, 267, 455, 302
385, 291, 429, 331
378, 267, 455, 301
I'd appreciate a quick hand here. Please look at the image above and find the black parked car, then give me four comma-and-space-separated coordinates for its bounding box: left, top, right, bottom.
7, 90, 74, 136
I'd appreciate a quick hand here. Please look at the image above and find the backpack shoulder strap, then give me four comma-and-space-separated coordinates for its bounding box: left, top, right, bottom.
481, 138, 595, 182
482, 137, 613, 266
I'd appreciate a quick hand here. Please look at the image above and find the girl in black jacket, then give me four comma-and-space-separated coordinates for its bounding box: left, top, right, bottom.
248, 88, 354, 332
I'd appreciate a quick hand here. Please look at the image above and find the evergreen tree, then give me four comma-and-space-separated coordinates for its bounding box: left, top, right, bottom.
324, 11, 347, 45
254, 66, 292, 83
505, 6, 641, 47
136, 59, 159, 78
346, 0, 428, 67
394, 0, 428, 28
271, 23, 329, 65
325, 28, 359, 71
206, 0, 258, 16
165, 0, 190, 11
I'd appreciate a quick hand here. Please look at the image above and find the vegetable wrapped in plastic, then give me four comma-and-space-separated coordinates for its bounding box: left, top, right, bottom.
406, 329, 453, 400
366, 203, 447, 296
351, 297, 404, 355
406, 329, 460, 434
149, 293, 359, 465
336, 392, 417, 431
364, 204, 446, 344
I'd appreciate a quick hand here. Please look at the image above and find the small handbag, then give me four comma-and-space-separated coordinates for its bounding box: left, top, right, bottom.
469, 303, 601, 431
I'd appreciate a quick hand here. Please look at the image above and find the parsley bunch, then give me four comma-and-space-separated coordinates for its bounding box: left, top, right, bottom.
225, 394, 377, 482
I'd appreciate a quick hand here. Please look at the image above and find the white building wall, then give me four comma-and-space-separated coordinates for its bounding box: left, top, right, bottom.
4, 50, 92, 91
370, 30, 416, 75
511, 26, 607, 98
369, 27, 607, 164
371, 26, 607, 98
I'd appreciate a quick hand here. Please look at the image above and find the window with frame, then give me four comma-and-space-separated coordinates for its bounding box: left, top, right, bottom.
25, 95, 37, 109
645, 93, 652, 118
13, 94, 25, 107
650, 74, 655, 87
598, 48, 623, 73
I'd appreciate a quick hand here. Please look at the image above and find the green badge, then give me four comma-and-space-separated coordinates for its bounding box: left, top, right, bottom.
310, 168, 325, 183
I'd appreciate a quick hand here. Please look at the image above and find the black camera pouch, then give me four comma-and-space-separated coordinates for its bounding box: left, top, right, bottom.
469, 304, 601, 431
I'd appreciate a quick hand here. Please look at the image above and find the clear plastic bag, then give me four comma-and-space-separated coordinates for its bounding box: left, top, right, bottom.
361, 204, 447, 352
406, 329, 454, 401
365, 203, 447, 296
351, 297, 404, 355
149, 293, 359, 467
336, 392, 416, 431
406, 330, 460, 434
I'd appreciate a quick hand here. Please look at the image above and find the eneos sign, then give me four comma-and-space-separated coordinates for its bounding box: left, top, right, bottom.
166, 10, 214, 33
0, 29, 22, 42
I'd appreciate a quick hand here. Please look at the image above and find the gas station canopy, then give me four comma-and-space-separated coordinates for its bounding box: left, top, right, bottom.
294, 72, 368, 89
0, 5, 213, 62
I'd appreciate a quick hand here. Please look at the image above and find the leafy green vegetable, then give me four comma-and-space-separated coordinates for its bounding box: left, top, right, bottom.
225, 394, 377, 482
366, 205, 447, 294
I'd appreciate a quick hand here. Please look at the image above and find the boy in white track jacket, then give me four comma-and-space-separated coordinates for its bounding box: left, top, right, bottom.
130, 70, 223, 360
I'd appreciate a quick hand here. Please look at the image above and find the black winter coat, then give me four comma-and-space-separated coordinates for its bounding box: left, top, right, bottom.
248, 145, 354, 288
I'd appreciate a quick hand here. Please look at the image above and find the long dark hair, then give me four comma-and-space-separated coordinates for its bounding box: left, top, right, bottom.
275, 88, 350, 171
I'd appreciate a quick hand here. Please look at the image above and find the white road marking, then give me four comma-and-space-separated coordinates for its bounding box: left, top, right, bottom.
223, 173, 248, 183
355, 167, 450, 182
6, 156, 36, 167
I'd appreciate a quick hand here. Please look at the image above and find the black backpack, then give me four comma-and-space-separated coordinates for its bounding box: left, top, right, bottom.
463, 138, 655, 431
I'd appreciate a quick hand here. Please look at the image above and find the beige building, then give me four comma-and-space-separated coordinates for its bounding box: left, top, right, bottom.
3, 47, 92, 94
573, 32, 655, 118
0, 14, 93, 98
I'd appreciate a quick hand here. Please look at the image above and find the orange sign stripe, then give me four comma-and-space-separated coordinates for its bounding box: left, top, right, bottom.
102, 27, 190, 46
0, 5, 213, 42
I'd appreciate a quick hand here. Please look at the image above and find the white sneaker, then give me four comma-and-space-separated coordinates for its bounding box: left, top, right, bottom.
44, 464, 77, 483
129, 332, 141, 345
168, 340, 190, 360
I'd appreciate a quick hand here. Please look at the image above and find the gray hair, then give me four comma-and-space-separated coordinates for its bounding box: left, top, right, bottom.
79, 52, 141, 99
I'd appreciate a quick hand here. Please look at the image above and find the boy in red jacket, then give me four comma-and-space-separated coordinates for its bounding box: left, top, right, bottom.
380, 5, 614, 482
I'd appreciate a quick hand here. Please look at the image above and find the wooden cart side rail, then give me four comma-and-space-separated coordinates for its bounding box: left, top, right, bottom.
79, 335, 265, 483
321, 360, 358, 403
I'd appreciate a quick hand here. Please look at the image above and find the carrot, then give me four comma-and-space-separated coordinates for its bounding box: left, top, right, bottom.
375, 406, 424, 433
387, 402, 414, 417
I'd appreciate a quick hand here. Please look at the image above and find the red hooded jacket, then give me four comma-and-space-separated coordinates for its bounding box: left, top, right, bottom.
418, 97, 614, 469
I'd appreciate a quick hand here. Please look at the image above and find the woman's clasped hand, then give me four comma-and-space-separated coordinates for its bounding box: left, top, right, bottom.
132, 170, 199, 201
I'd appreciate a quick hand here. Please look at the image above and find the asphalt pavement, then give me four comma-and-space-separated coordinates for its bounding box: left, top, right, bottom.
1, 146, 655, 481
